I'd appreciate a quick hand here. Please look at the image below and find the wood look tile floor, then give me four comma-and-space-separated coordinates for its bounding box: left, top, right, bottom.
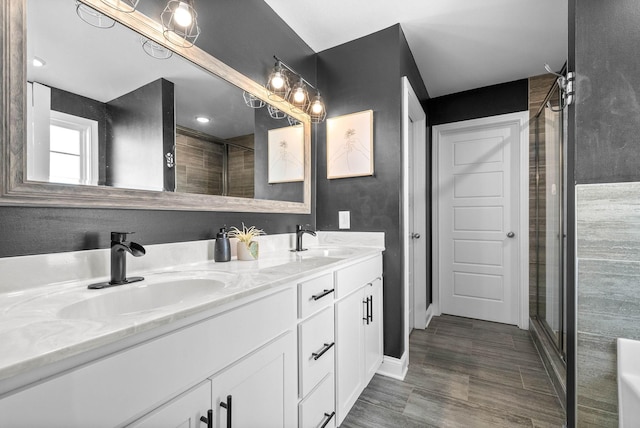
341, 315, 566, 428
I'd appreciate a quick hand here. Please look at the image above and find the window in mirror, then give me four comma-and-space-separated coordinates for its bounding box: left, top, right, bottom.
49, 111, 99, 185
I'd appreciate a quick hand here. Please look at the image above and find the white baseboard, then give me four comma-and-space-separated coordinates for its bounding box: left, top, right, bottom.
376, 353, 408, 380
425, 304, 435, 328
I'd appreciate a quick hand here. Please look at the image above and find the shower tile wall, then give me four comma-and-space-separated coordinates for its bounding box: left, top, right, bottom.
528, 74, 557, 316
577, 181, 640, 427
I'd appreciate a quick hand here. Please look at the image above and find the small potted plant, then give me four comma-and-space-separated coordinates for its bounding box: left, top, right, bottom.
229, 223, 265, 261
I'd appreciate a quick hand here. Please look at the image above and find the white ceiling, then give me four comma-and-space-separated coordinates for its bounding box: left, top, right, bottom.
264, 0, 568, 98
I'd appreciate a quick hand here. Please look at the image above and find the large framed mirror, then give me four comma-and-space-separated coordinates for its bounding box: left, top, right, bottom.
0, 0, 311, 213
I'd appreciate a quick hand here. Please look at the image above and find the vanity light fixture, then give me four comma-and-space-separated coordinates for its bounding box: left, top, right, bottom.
266, 60, 290, 101
243, 91, 266, 109
161, 0, 201, 48
99, 0, 139, 13
140, 37, 173, 60
309, 92, 327, 123
267, 104, 287, 120
76, 1, 115, 29
288, 77, 310, 114
266, 56, 328, 123
195, 116, 211, 124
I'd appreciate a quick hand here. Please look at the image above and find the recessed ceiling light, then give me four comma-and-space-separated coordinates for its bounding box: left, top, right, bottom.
32, 57, 46, 67
195, 116, 210, 124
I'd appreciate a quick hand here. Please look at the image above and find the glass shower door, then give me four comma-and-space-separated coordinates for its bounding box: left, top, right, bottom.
535, 85, 566, 358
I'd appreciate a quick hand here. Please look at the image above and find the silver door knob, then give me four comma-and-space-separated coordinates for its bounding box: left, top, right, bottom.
507, 232, 515, 238
411, 233, 421, 239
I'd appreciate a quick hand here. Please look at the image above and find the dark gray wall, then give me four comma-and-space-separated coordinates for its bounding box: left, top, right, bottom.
573, 0, 640, 184
316, 25, 428, 359
0, 0, 315, 258
106, 78, 174, 191
426, 79, 529, 126
50, 87, 108, 185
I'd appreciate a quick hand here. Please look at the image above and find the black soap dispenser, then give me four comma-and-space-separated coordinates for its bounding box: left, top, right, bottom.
214, 227, 231, 262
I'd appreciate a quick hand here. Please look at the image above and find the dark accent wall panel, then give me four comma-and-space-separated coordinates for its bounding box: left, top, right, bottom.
106, 78, 172, 192
573, 0, 640, 184
0, 0, 315, 258
317, 25, 428, 359
427, 79, 529, 126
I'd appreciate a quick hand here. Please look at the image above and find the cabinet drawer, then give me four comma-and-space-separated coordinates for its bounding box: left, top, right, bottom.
298, 306, 335, 398
298, 273, 334, 319
299, 373, 335, 428
335, 255, 382, 298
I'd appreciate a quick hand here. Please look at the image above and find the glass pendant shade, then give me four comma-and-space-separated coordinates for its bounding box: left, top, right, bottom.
266, 63, 290, 101
267, 104, 287, 120
161, 0, 201, 48
140, 37, 173, 59
76, 1, 115, 28
308, 93, 327, 123
288, 78, 309, 114
243, 91, 266, 109
100, 0, 139, 13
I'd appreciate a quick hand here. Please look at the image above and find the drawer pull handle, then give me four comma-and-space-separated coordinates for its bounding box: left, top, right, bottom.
369, 295, 373, 323
219, 394, 232, 428
311, 289, 335, 301
312, 342, 335, 360
199, 409, 213, 428
320, 411, 336, 428
363, 298, 370, 325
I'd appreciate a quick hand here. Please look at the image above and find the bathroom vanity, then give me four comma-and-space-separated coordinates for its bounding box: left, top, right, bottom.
0, 234, 383, 427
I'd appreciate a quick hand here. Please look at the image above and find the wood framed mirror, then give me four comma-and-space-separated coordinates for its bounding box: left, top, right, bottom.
0, 0, 311, 213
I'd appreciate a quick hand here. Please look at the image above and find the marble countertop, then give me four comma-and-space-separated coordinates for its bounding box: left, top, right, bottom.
0, 245, 382, 386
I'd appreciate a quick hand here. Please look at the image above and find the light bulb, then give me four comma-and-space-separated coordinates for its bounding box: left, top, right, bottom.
271, 72, 284, 89
173, 2, 193, 27
293, 88, 306, 103
195, 116, 210, 123
32, 57, 46, 67
311, 100, 323, 114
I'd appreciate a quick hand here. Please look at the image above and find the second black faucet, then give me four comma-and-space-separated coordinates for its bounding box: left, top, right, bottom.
293, 224, 316, 252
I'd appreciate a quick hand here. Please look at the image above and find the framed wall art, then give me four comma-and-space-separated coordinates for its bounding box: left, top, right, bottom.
326, 110, 374, 179
268, 124, 304, 183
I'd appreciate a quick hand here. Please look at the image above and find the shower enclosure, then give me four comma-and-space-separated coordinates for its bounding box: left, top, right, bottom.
531, 76, 567, 406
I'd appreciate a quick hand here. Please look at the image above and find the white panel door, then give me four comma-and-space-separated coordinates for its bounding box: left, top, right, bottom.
438, 117, 521, 324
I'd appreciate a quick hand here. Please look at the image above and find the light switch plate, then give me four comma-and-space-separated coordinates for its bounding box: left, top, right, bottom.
339, 211, 350, 229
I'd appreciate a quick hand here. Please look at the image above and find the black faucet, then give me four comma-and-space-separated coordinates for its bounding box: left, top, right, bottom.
88, 232, 146, 289
293, 224, 316, 252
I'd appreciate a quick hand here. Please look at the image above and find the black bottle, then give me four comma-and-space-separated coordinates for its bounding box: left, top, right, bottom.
214, 227, 231, 262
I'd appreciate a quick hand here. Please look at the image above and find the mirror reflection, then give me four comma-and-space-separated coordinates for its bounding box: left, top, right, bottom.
26, 0, 305, 203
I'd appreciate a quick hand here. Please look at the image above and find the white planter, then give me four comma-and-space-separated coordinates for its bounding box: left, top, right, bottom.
237, 241, 259, 260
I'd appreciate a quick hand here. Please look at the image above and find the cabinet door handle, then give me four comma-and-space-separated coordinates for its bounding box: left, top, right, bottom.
320, 411, 336, 428
311, 289, 334, 301
369, 295, 373, 323
219, 395, 232, 428
199, 409, 213, 428
363, 298, 370, 325
311, 342, 335, 360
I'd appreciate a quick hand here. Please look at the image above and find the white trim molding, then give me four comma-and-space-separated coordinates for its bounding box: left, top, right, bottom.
377, 353, 408, 381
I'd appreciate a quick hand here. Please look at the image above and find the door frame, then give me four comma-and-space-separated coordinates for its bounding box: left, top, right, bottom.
431, 112, 530, 329
402, 77, 426, 354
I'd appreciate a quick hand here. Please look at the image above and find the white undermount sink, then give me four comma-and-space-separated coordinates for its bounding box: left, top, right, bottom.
618, 338, 640, 427
296, 247, 356, 259
58, 278, 226, 319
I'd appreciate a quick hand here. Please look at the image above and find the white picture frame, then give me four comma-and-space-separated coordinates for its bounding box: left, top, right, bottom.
268, 124, 305, 183
326, 110, 374, 179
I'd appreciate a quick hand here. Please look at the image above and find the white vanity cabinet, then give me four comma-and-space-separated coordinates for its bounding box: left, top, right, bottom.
0, 287, 297, 428
296, 273, 337, 428
334, 254, 383, 425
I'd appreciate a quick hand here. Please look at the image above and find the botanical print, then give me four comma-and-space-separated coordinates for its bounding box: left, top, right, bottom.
327, 110, 373, 179
268, 125, 304, 183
